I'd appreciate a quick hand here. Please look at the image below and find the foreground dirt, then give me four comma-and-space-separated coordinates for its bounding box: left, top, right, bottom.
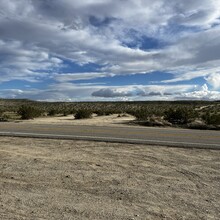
0, 137, 220, 220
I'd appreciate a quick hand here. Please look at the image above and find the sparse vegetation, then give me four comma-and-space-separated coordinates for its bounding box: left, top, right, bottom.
74, 109, 92, 119
17, 105, 42, 120
164, 107, 197, 125
0, 99, 219, 129
202, 112, 220, 126
48, 109, 58, 116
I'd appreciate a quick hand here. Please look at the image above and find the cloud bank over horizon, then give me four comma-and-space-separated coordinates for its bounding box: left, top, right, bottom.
0, 0, 220, 101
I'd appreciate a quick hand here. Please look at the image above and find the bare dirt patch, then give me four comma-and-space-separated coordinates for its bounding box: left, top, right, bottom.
0, 137, 220, 219
17, 114, 136, 127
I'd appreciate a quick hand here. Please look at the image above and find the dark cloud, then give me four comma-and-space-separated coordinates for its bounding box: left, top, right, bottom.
92, 88, 133, 97
92, 88, 178, 98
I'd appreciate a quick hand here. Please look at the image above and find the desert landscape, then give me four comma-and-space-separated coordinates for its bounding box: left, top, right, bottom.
0, 136, 220, 220
0, 101, 220, 220
1, 99, 219, 130
1, 1, 220, 219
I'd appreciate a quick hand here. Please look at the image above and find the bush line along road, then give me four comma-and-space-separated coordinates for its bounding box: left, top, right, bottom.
1, 99, 220, 128
0, 99, 219, 149
0, 123, 219, 149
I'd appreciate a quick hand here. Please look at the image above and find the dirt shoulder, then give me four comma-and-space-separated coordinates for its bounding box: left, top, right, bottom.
0, 137, 220, 219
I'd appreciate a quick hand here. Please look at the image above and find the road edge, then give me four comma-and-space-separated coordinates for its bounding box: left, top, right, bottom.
0, 132, 219, 150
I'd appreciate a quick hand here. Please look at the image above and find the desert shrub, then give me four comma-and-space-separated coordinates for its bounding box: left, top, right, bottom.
63, 111, 69, 116
104, 110, 118, 115
62, 108, 76, 116
17, 105, 42, 120
0, 114, 10, 122
48, 109, 58, 116
202, 113, 220, 125
74, 109, 92, 119
129, 108, 153, 121
69, 109, 77, 115
94, 110, 106, 116
132, 110, 149, 120
95, 109, 121, 116
164, 108, 197, 125
0, 109, 4, 116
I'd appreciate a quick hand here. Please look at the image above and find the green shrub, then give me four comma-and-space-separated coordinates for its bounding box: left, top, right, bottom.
63, 111, 69, 116
74, 109, 92, 119
164, 108, 196, 125
129, 109, 150, 121
0, 109, 4, 117
0, 114, 10, 122
62, 109, 75, 116
94, 110, 120, 116
95, 110, 106, 116
48, 109, 58, 116
202, 113, 220, 125
17, 105, 42, 120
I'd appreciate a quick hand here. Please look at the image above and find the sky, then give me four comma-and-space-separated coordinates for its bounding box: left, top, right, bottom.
0, 0, 220, 101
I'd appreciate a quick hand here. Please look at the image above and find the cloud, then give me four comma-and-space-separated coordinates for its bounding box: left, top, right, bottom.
92, 84, 194, 98
162, 65, 220, 83
0, 40, 63, 82
177, 84, 220, 100
0, 83, 102, 101
0, 0, 220, 101
1, 82, 220, 101
54, 72, 114, 82
205, 73, 220, 89
92, 88, 133, 98
92, 89, 172, 98
91, 83, 220, 100
0, 89, 24, 99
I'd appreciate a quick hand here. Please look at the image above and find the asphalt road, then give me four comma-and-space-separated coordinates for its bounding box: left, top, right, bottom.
0, 122, 219, 149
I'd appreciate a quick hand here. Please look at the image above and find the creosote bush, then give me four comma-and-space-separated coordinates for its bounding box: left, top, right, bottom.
0, 114, 10, 122
131, 109, 149, 121
17, 105, 42, 120
129, 108, 163, 121
202, 113, 220, 125
164, 108, 197, 125
74, 109, 92, 119
48, 109, 58, 116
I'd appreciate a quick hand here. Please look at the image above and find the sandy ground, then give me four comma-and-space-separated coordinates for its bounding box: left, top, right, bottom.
17, 114, 136, 127
0, 137, 220, 220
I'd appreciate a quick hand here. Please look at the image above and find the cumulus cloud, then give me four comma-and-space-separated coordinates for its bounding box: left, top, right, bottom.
44, 82, 216, 100
92, 88, 133, 98
205, 73, 220, 89
92, 84, 194, 98
178, 84, 220, 100
91, 84, 220, 100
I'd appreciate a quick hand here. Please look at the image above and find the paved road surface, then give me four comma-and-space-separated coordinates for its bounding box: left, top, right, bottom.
0, 122, 219, 149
